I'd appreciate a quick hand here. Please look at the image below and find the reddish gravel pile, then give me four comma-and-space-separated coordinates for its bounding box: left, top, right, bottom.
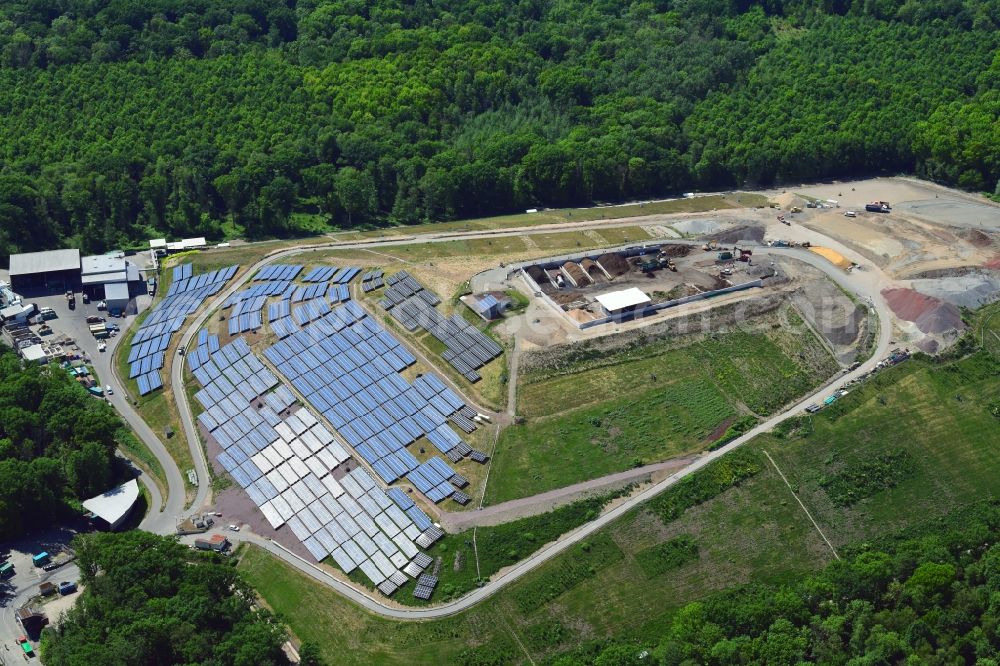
985, 255, 1000, 270
882, 288, 967, 334
597, 252, 630, 277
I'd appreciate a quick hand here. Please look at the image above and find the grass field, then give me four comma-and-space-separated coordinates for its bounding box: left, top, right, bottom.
488, 315, 838, 504
242, 342, 1000, 665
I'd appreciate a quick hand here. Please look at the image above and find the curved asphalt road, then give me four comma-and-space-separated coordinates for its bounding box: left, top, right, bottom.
143, 217, 893, 618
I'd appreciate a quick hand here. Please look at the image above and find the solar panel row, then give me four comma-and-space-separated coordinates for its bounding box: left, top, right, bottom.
127, 264, 238, 395
254, 264, 302, 281
190, 335, 441, 593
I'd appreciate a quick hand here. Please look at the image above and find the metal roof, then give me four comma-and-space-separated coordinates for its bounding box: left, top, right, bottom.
104, 282, 130, 301
82, 478, 139, 525
8, 249, 80, 276
81, 254, 126, 276
594, 287, 651, 312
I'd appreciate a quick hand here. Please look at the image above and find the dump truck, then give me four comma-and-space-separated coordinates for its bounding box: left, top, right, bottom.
19, 636, 34, 657
717, 251, 734, 261
865, 200, 891, 213
737, 248, 753, 262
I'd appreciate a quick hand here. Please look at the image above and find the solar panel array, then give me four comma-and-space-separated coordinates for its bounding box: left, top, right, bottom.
380, 272, 502, 383
290, 282, 328, 303
361, 270, 384, 293
263, 301, 484, 502
129, 263, 238, 395
302, 266, 360, 284
413, 573, 439, 600
254, 264, 302, 281
191, 338, 440, 593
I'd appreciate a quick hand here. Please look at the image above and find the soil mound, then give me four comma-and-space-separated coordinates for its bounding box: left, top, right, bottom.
525, 265, 546, 283
660, 244, 692, 258
985, 255, 1000, 270
882, 288, 966, 334
597, 252, 630, 277
561, 261, 590, 286
709, 224, 765, 244
580, 258, 607, 281
964, 229, 993, 247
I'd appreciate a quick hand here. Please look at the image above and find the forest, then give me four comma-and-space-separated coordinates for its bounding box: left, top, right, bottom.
39, 531, 303, 665
0, 348, 127, 539
546, 501, 1000, 666
0, 0, 997, 258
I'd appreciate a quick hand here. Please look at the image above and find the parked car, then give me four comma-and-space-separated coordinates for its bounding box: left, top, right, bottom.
97, 342, 107, 352
105, 385, 113, 395
228, 524, 240, 532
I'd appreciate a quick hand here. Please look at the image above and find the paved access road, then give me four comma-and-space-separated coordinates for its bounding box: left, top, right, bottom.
154, 220, 894, 619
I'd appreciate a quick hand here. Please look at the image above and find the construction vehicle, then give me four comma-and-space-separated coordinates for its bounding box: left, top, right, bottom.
790, 206, 801, 213
717, 251, 734, 261
865, 200, 891, 213
737, 248, 753, 262
701, 241, 718, 251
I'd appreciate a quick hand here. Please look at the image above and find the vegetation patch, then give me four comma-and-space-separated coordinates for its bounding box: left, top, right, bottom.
647, 449, 764, 525
510, 534, 624, 614
634, 535, 700, 578
819, 450, 914, 506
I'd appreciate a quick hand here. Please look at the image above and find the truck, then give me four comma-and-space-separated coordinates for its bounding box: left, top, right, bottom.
18, 635, 34, 658
0, 562, 13, 579
717, 251, 734, 261
90, 323, 109, 339
65, 291, 75, 309
87, 386, 105, 397
147, 278, 157, 296
865, 200, 891, 213
39, 306, 56, 320
32, 552, 50, 567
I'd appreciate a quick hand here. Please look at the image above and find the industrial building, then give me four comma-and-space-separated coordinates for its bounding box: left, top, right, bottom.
80, 254, 142, 311
82, 478, 140, 530
7, 249, 81, 291
461, 292, 509, 321
594, 287, 651, 316
149, 237, 207, 254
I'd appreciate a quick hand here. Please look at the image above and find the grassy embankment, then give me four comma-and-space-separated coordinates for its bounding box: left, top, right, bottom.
486, 307, 839, 504
239, 334, 1000, 665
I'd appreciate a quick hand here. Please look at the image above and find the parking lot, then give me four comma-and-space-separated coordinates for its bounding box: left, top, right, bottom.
0, 530, 82, 660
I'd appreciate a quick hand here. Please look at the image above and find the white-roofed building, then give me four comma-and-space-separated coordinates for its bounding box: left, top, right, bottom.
80, 253, 142, 308
82, 478, 140, 530
594, 287, 651, 316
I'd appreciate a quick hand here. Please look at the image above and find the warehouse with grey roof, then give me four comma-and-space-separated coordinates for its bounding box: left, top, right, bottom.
7, 249, 81, 291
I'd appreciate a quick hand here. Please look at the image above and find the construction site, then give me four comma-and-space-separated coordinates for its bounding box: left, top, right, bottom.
520, 241, 780, 327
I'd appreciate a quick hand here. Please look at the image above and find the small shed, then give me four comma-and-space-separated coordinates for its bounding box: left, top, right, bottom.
463, 293, 505, 321
594, 287, 651, 316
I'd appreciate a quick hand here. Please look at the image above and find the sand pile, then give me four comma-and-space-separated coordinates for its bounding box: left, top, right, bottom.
597, 252, 630, 277
774, 192, 807, 209
882, 288, 967, 334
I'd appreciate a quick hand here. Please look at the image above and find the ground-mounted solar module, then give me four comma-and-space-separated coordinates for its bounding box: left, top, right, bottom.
188, 335, 442, 593
128, 264, 238, 395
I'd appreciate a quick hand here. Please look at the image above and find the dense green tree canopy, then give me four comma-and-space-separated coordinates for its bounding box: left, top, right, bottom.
0, 0, 996, 259
41, 531, 291, 666
0, 348, 126, 539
